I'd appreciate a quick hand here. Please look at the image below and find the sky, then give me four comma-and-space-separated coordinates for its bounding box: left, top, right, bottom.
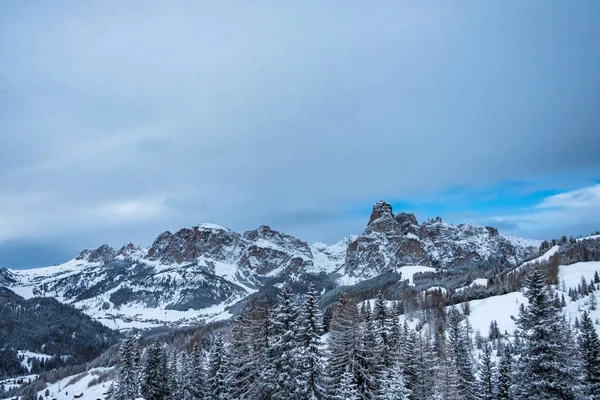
0, 1, 599, 269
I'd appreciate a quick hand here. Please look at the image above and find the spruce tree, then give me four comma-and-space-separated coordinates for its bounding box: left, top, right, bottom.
141, 340, 170, 400
477, 343, 496, 400
112, 335, 141, 400
325, 292, 361, 397
334, 365, 361, 400
514, 265, 583, 399
264, 282, 301, 400
378, 362, 411, 400
207, 334, 229, 400
579, 310, 600, 398
188, 343, 206, 400
447, 307, 477, 400
496, 344, 513, 400
297, 283, 325, 399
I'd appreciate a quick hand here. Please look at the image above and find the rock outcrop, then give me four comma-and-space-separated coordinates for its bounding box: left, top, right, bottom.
345, 201, 537, 278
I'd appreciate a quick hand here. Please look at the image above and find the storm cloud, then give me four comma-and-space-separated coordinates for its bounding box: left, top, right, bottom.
1, 1, 599, 267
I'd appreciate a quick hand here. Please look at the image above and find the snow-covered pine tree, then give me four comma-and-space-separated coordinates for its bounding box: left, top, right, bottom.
433, 344, 461, 400
579, 310, 600, 398
378, 362, 411, 400
112, 335, 141, 400
356, 312, 384, 398
188, 342, 206, 400
477, 342, 496, 400
399, 321, 418, 395
333, 365, 361, 400
325, 292, 361, 397
141, 340, 170, 400
207, 334, 229, 400
263, 282, 301, 400
373, 291, 392, 367
297, 283, 325, 400
446, 306, 477, 400
410, 331, 437, 400
496, 344, 513, 400
514, 265, 583, 399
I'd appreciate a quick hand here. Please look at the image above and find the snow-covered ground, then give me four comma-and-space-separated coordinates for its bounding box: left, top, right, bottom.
397, 265, 437, 286
519, 245, 560, 269
18, 351, 54, 372
33, 368, 114, 400
456, 278, 488, 292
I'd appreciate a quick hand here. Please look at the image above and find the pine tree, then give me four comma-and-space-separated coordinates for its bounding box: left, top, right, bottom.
477, 343, 496, 400
356, 313, 384, 398
188, 343, 206, 400
447, 307, 477, 400
579, 310, 600, 398
514, 265, 583, 399
207, 334, 229, 400
333, 365, 361, 400
112, 335, 141, 400
325, 292, 361, 397
264, 282, 301, 400
378, 362, 411, 400
374, 291, 392, 367
434, 346, 461, 400
297, 283, 325, 399
496, 344, 513, 400
141, 341, 170, 400
410, 331, 437, 400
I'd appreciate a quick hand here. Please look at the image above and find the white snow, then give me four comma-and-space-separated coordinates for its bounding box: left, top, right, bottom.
309, 236, 356, 274
398, 265, 437, 286
558, 261, 600, 291
456, 278, 488, 293
34, 367, 114, 400
18, 351, 54, 372
197, 223, 229, 231
464, 291, 528, 337
577, 234, 600, 242
519, 245, 560, 269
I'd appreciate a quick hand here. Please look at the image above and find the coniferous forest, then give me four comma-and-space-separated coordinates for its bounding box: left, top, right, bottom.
108, 265, 600, 400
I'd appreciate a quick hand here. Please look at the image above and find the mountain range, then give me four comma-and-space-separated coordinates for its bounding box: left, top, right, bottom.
0, 201, 540, 330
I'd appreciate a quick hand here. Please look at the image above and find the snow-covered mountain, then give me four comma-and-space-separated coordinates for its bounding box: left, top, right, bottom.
1, 201, 540, 330
344, 201, 539, 279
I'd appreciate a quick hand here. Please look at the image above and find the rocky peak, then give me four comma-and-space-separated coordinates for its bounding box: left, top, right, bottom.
486, 226, 499, 237
116, 242, 143, 258
146, 225, 243, 264
345, 200, 538, 278
368, 200, 394, 225
395, 212, 419, 235
243, 225, 312, 258
78, 245, 116, 264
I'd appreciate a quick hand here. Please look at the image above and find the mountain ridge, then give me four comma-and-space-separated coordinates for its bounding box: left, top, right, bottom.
1, 201, 540, 330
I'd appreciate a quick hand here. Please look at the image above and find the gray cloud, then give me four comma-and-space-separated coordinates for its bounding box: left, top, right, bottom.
0, 1, 599, 267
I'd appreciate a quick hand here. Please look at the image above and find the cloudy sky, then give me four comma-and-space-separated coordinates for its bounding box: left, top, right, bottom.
1, 1, 599, 268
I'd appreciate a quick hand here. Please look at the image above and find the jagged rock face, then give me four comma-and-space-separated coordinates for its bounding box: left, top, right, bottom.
239, 225, 314, 275
0, 268, 16, 286
147, 226, 244, 264
346, 201, 537, 278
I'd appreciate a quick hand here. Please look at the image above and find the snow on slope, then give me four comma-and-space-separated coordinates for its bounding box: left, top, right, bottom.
456, 278, 488, 293
578, 234, 600, 242
465, 291, 528, 337
398, 265, 437, 286
36, 367, 113, 400
558, 261, 600, 289
519, 245, 560, 269
309, 236, 356, 274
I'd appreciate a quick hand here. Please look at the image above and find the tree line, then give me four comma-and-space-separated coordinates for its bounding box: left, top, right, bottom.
110, 265, 600, 400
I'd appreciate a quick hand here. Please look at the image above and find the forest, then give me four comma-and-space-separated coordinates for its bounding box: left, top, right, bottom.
108, 264, 600, 400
